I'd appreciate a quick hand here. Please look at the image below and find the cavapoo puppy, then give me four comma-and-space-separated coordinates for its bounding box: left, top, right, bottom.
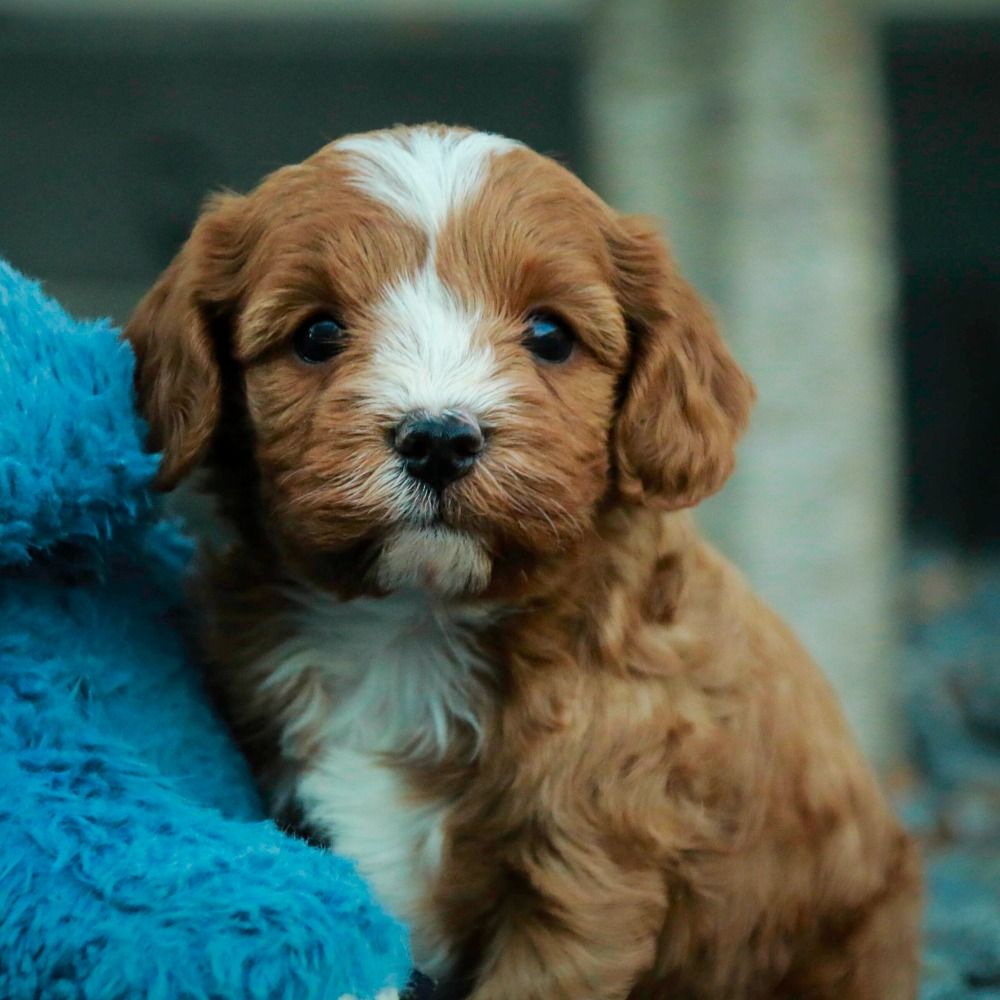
126, 124, 921, 999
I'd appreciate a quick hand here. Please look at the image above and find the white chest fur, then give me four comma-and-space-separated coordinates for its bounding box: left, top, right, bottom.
263, 587, 491, 976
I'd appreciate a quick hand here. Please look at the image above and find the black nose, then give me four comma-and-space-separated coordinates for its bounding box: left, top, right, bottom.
394, 412, 484, 491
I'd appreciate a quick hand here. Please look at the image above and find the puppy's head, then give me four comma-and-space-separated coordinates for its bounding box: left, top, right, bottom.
126, 125, 753, 598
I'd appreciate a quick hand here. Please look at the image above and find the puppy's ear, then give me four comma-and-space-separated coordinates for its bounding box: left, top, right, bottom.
124, 193, 248, 490
609, 215, 755, 510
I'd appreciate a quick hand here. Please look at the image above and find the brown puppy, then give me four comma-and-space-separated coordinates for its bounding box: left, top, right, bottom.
126, 124, 921, 1000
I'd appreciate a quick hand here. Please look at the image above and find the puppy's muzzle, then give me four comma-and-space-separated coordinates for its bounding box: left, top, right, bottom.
393, 411, 484, 492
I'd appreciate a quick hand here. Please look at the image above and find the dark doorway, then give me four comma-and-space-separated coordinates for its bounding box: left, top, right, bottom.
883, 19, 1000, 549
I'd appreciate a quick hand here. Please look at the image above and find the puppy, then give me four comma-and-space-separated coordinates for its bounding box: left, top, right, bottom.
125, 124, 921, 1000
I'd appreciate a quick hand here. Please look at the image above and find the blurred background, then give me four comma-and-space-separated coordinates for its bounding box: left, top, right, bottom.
1, 0, 997, 994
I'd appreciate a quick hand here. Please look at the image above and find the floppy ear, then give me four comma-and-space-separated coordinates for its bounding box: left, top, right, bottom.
609, 215, 755, 510
124, 194, 247, 490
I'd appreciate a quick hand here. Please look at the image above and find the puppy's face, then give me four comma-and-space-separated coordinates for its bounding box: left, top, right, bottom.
126, 126, 753, 598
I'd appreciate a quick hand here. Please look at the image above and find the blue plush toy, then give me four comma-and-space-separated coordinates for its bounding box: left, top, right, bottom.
0, 260, 412, 1000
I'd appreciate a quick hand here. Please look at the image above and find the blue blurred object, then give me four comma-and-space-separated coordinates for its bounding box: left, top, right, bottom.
907, 561, 1000, 802
0, 261, 411, 1000
919, 849, 1000, 999
904, 554, 1000, 997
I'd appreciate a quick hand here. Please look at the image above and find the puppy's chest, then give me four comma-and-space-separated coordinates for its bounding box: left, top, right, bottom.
274, 589, 491, 970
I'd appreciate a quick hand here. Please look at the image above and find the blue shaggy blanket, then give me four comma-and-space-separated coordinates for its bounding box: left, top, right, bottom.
0, 261, 411, 1000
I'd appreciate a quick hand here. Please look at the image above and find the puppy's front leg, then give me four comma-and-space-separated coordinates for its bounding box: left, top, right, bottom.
466, 920, 653, 1000
462, 867, 663, 1000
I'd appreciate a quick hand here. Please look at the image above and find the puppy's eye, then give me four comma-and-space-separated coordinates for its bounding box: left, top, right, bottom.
523, 312, 576, 364
293, 316, 346, 364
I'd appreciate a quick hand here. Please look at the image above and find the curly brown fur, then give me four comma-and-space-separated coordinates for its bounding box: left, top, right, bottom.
125, 124, 920, 1000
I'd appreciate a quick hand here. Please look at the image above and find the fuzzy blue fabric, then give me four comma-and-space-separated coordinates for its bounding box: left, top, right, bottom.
0, 261, 411, 1000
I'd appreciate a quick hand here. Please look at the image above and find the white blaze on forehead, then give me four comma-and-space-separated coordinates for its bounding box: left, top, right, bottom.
336, 127, 522, 240
366, 263, 511, 417
338, 128, 519, 420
